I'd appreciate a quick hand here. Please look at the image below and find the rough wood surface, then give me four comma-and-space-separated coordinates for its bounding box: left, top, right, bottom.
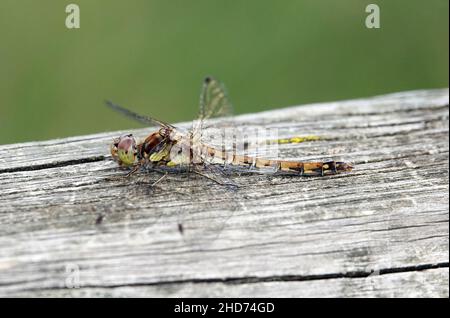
0, 89, 448, 298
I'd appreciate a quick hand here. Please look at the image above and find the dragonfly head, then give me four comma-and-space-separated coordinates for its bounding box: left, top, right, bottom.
111, 134, 138, 166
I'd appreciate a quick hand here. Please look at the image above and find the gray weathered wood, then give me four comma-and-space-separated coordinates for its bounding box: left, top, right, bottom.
0, 89, 448, 297
8, 268, 449, 298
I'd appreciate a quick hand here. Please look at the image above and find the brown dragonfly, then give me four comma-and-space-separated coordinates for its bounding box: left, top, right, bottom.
107, 77, 352, 187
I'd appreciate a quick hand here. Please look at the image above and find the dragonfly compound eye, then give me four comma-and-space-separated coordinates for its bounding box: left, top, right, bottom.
116, 135, 137, 166
110, 138, 120, 160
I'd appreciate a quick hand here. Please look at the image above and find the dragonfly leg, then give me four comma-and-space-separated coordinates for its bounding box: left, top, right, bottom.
193, 170, 222, 185
151, 172, 168, 187
193, 170, 239, 188
106, 161, 143, 182
126, 163, 142, 177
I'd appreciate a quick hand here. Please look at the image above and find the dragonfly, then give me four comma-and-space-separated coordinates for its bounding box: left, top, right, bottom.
106, 77, 353, 185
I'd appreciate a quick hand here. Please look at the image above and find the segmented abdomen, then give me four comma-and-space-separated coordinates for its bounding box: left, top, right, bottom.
202, 146, 352, 176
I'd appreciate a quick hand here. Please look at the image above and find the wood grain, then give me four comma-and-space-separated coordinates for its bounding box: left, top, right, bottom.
0, 89, 448, 297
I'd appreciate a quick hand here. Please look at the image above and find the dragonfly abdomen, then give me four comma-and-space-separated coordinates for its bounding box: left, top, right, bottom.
253, 158, 351, 176
203, 145, 352, 177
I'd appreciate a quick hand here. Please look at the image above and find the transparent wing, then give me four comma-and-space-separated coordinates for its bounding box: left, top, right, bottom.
198, 77, 234, 123
192, 163, 239, 188
191, 77, 235, 144
175, 164, 245, 249
105, 100, 175, 129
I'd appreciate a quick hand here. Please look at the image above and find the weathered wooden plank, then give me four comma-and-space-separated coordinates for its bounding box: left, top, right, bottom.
5, 268, 448, 298
0, 89, 448, 297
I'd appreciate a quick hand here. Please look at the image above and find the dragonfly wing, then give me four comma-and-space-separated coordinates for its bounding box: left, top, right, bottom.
198, 77, 234, 121
191, 77, 235, 144
192, 163, 239, 188
105, 100, 175, 129
176, 163, 245, 249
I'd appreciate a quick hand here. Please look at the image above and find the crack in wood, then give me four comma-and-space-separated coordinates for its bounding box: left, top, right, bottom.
14, 262, 449, 292
0, 156, 106, 174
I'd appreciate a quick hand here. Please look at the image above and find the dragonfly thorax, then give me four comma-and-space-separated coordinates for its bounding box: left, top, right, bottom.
139, 131, 168, 159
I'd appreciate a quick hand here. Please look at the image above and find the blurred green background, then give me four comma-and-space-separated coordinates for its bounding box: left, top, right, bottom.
0, 0, 448, 144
